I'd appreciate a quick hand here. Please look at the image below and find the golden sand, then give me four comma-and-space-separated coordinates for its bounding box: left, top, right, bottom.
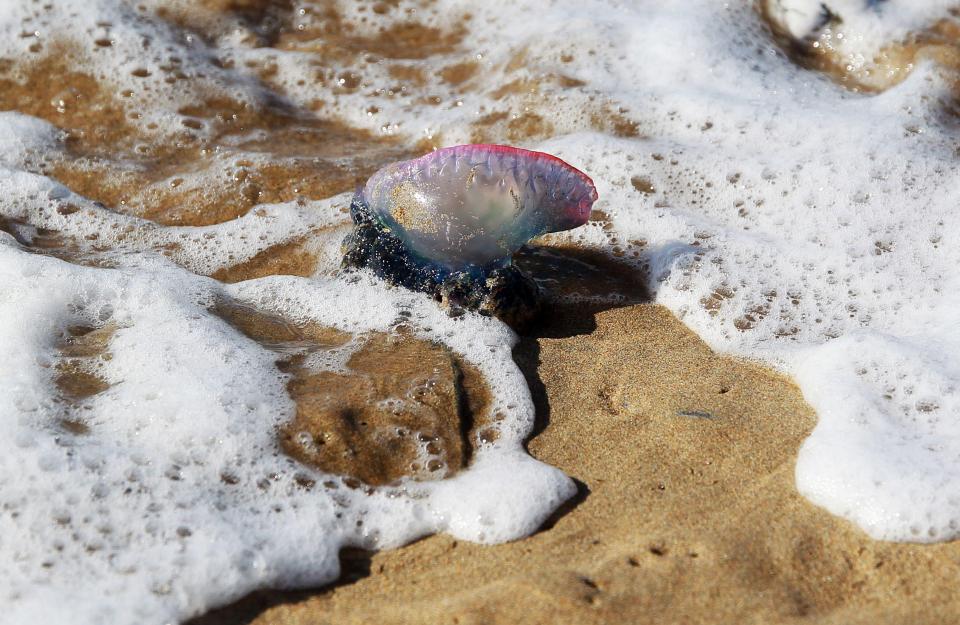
194, 300, 960, 625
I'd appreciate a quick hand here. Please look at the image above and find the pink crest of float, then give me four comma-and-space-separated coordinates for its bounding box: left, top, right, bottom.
416, 144, 599, 227
361, 143, 598, 269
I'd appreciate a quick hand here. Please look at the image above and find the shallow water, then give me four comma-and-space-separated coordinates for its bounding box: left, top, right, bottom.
2, 0, 960, 623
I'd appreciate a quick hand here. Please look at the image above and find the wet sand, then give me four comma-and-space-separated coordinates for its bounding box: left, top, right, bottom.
4, 2, 960, 622
193, 296, 960, 625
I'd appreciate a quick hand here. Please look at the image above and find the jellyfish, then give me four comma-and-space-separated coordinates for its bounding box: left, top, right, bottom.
342, 144, 598, 326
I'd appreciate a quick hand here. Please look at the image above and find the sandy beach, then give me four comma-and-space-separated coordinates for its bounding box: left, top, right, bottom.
193, 293, 960, 625
3, 1, 960, 623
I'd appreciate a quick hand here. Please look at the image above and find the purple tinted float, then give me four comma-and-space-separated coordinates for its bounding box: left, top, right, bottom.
361, 144, 598, 270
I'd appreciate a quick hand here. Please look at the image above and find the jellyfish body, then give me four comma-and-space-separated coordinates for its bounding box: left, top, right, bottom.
359, 144, 598, 271
343, 144, 598, 325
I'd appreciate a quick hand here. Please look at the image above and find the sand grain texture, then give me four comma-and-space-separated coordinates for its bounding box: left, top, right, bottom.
193, 302, 960, 625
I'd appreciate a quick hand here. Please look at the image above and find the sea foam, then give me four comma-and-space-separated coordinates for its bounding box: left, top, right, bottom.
0, 122, 573, 624
2, 0, 960, 623
0, 185, 573, 623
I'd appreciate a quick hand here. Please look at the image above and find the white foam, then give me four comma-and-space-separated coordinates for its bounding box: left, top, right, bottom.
0, 110, 573, 624
760, 0, 959, 86
0, 113, 60, 168
764, 0, 955, 49
491, 1, 960, 543
3, 0, 960, 622
0, 232, 572, 625
0, 164, 348, 276
305, 0, 960, 542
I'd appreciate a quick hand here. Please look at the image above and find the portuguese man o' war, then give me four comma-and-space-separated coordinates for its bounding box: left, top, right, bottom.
342, 144, 598, 325
359, 144, 597, 269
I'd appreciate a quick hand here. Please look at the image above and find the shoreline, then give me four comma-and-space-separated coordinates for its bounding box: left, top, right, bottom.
194, 300, 960, 625
3, 1, 960, 620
